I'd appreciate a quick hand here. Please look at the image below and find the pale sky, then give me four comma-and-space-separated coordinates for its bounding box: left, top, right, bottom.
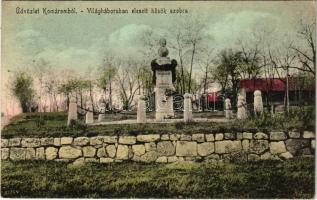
1, 1, 315, 115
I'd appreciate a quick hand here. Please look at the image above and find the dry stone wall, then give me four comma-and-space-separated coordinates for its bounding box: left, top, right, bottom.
1, 131, 315, 164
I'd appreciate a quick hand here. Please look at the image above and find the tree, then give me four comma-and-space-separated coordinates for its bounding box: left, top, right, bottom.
116, 59, 140, 110
11, 71, 36, 113
213, 49, 244, 109
291, 19, 316, 76
98, 54, 118, 111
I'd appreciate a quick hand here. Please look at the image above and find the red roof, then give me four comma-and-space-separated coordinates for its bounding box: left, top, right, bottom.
239, 78, 315, 92
207, 92, 221, 102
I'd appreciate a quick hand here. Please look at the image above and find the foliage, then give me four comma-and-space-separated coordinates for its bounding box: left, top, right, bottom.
1, 158, 314, 198
11, 72, 36, 113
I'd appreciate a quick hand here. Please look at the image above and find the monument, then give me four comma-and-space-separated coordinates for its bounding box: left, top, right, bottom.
151, 38, 177, 121
183, 93, 193, 122
224, 98, 233, 119
137, 95, 146, 123
254, 90, 263, 115
237, 95, 247, 120
85, 100, 94, 124
67, 94, 78, 126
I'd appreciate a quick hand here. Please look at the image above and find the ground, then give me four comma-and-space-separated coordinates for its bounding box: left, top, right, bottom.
1, 158, 314, 198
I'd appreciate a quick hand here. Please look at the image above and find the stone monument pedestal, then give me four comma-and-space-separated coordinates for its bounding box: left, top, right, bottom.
155, 70, 174, 121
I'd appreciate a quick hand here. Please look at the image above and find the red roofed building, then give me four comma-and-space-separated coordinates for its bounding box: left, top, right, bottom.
239, 77, 315, 106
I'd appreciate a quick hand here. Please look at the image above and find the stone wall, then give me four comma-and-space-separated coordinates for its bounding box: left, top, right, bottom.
1, 131, 315, 164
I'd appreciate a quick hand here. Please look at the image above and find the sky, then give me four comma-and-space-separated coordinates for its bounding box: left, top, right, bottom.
1, 1, 315, 115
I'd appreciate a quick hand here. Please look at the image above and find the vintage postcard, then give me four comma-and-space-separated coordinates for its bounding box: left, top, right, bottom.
1, 0, 315, 198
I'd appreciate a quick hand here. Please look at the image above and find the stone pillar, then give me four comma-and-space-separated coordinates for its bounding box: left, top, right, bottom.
67, 95, 78, 126
137, 96, 146, 123
237, 95, 247, 120
85, 101, 94, 124
184, 93, 193, 122
254, 90, 263, 115
98, 102, 106, 122
224, 98, 233, 119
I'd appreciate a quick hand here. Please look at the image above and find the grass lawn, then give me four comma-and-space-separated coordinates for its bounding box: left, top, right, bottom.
2, 110, 314, 138
1, 158, 314, 198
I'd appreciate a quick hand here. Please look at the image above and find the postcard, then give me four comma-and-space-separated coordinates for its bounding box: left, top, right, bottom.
1, 1, 315, 198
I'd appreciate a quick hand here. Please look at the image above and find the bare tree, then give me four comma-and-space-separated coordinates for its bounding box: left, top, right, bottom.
291, 19, 316, 76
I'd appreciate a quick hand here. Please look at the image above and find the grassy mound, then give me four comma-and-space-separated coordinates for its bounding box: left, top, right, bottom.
1, 158, 314, 198
2, 108, 314, 138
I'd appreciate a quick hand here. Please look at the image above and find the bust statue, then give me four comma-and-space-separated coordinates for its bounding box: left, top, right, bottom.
151, 38, 177, 85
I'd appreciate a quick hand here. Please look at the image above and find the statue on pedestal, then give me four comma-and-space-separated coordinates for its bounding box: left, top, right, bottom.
151, 38, 177, 121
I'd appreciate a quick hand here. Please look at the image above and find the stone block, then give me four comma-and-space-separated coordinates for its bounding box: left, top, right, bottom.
106, 145, 116, 158
36, 147, 45, 160
197, 142, 214, 156
248, 154, 260, 161
45, 147, 58, 160
180, 134, 191, 141
270, 141, 287, 154
161, 134, 169, 140
119, 136, 136, 144
215, 141, 241, 154
288, 131, 300, 138
156, 156, 168, 163
285, 139, 310, 155
254, 132, 268, 140
157, 141, 175, 156
145, 142, 156, 151
206, 134, 214, 142
224, 133, 235, 140
260, 152, 272, 160
1, 139, 8, 147
303, 131, 315, 139
167, 156, 178, 163
250, 140, 269, 154
1, 148, 9, 160
103, 136, 117, 143
73, 137, 89, 146
97, 147, 106, 157
137, 134, 160, 142
270, 132, 287, 140
116, 145, 129, 160
83, 146, 96, 157
25, 148, 36, 160
40, 138, 54, 146
21, 138, 41, 148
9, 138, 21, 147
192, 134, 205, 142
242, 140, 249, 151
100, 158, 114, 163
132, 144, 146, 156
85, 158, 99, 163
61, 137, 73, 145
176, 141, 197, 156
312, 140, 315, 149
10, 148, 26, 160
236, 133, 243, 140
169, 134, 179, 141
140, 151, 158, 163
90, 136, 103, 145
243, 132, 253, 139
59, 146, 82, 159
215, 134, 224, 141
54, 138, 61, 146
279, 152, 293, 160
